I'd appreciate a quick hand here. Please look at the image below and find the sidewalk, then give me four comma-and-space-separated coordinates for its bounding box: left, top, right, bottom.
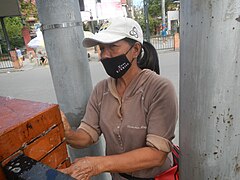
0, 58, 41, 74
0, 49, 177, 74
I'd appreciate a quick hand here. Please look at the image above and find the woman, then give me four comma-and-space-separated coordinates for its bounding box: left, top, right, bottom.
60, 17, 178, 180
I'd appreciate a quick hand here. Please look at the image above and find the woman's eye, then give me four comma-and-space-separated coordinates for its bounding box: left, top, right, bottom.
112, 44, 119, 48
110, 45, 118, 51
99, 47, 104, 52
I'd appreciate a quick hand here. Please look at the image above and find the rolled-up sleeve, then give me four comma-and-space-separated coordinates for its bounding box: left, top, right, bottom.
146, 134, 172, 152
78, 122, 99, 143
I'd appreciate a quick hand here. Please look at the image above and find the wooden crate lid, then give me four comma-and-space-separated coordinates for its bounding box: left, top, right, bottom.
0, 96, 59, 135
0, 96, 63, 162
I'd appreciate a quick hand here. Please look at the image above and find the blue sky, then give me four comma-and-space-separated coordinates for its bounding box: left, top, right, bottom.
133, 0, 143, 6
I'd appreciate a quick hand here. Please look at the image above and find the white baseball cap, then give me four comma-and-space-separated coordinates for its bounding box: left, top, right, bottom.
82, 17, 143, 48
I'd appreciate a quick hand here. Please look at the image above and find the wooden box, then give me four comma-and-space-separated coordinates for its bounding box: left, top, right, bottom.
0, 96, 70, 179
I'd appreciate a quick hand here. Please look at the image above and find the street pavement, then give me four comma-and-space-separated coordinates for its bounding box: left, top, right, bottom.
0, 50, 179, 144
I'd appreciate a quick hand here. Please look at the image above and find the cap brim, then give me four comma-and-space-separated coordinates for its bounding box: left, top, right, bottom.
82, 32, 126, 48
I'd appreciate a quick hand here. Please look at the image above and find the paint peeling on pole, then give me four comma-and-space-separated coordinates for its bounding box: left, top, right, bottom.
236, 15, 240, 22
180, 0, 240, 179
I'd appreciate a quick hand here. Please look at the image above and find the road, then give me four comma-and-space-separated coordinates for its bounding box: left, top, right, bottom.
0, 50, 179, 144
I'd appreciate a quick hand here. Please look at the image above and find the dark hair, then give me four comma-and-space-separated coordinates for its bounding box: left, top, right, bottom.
123, 38, 160, 75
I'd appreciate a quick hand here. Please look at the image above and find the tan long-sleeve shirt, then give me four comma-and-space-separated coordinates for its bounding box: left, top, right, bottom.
79, 69, 178, 179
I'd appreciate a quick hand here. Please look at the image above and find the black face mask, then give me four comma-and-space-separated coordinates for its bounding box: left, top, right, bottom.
100, 46, 133, 79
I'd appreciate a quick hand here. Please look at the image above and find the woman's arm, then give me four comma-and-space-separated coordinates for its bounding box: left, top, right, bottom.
61, 111, 94, 148
64, 128, 94, 148
60, 146, 168, 180
99, 146, 167, 173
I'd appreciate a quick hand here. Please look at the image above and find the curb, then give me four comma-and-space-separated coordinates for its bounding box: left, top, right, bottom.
0, 68, 24, 74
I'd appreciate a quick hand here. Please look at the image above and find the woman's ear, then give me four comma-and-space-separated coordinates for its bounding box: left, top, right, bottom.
133, 42, 142, 57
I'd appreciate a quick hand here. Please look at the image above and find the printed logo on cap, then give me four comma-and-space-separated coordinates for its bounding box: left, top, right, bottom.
129, 27, 139, 38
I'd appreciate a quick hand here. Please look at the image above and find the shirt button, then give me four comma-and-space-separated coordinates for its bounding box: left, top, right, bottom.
117, 126, 120, 129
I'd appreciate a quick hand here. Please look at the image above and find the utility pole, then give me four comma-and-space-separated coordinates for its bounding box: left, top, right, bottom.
180, 0, 240, 179
36, 1, 107, 179
161, 0, 166, 27
89, 10, 95, 34
143, 0, 150, 42
95, 0, 99, 24
0, 31, 2, 54
127, 0, 133, 18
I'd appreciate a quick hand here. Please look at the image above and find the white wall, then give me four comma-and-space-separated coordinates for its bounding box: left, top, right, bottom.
167, 10, 179, 31
81, 0, 127, 22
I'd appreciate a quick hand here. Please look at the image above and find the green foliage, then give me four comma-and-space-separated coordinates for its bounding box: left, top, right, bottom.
148, 0, 178, 22
0, 17, 24, 53
0, 1, 39, 53
149, 0, 161, 17
5, 17, 24, 48
134, 0, 179, 36
20, 0, 38, 17
166, 0, 179, 11
19, 0, 39, 27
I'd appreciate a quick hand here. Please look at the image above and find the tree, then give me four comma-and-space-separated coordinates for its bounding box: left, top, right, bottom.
5, 17, 24, 49
134, 0, 179, 36
149, 0, 161, 18
19, 0, 39, 28
0, 17, 24, 53
0, 0, 39, 53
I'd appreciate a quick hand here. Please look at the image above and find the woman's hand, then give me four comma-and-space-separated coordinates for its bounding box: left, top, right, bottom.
59, 157, 102, 180
59, 110, 94, 148
60, 110, 72, 133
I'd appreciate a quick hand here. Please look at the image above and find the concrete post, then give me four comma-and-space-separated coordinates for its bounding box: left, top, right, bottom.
95, 0, 99, 24
161, 0, 166, 27
9, 50, 21, 69
180, 0, 240, 179
127, 0, 133, 18
173, 32, 179, 51
35, 1, 107, 179
22, 26, 34, 52
143, 0, 150, 42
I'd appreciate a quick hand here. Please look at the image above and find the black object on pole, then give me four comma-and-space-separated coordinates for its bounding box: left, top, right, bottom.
79, 0, 85, 11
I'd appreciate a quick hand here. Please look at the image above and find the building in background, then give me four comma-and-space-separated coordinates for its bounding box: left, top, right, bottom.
0, 0, 130, 54
167, 10, 179, 34
81, 0, 128, 22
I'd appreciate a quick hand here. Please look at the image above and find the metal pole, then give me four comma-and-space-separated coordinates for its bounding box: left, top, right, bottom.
0, 17, 11, 51
143, 0, 150, 42
90, 10, 97, 53
127, 0, 133, 18
95, 0, 99, 24
0, 32, 2, 54
180, 0, 240, 179
161, 0, 165, 27
35, 1, 107, 179
90, 10, 95, 34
